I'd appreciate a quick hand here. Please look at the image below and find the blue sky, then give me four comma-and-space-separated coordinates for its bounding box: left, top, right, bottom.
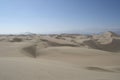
0, 0, 120, 34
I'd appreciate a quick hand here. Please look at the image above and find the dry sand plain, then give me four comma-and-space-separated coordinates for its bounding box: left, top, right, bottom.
0, 31, 120, 80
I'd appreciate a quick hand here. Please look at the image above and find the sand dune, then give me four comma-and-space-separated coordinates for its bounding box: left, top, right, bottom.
0, 31, 120, 80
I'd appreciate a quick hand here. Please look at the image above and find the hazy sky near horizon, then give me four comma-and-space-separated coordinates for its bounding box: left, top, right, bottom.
0, 0, 120, 34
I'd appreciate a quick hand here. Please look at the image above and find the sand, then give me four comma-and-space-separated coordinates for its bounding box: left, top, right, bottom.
0, 31, 120, 80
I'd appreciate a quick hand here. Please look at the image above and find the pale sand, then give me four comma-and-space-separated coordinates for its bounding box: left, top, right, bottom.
0, 31, 120, 80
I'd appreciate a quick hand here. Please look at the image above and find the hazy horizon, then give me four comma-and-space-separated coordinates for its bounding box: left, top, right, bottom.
0, 0, 120, 34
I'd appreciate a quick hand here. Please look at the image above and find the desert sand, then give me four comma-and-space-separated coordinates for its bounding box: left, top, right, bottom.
0, 31, 120, 80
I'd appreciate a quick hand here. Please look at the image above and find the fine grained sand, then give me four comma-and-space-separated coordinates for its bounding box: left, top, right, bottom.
0, 31, 120, 80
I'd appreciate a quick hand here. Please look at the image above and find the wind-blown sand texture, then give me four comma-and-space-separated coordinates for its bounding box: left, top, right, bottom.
0, 31, 120, 80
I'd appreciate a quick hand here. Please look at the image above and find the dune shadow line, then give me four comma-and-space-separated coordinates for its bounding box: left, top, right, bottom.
22, 45, 37, 58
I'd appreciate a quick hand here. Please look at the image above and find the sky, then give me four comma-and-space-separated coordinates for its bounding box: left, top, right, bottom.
0, 0, 120, 34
